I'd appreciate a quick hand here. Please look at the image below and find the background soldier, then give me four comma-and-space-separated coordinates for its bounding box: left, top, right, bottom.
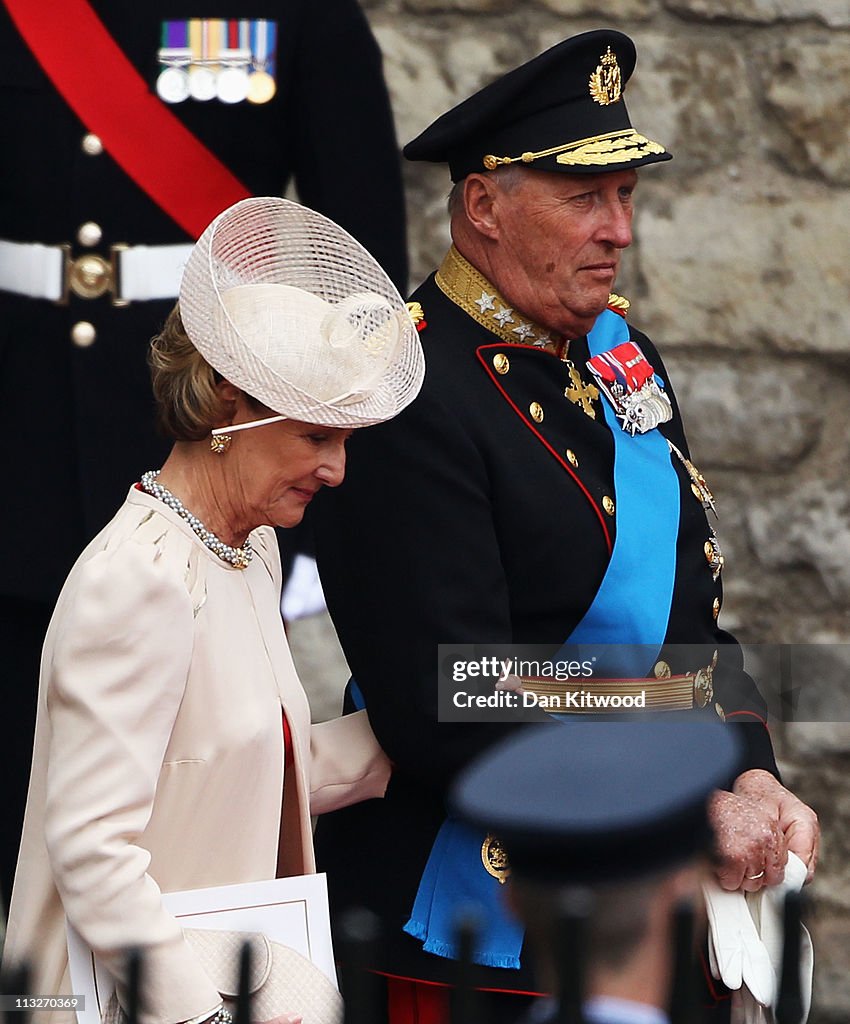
451, 717, 742, 1024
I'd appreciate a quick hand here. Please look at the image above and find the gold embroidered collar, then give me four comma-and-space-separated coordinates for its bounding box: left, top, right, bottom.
435, 246, 559, 349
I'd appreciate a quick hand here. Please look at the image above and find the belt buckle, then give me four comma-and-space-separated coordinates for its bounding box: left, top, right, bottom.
58, 243, 130, 307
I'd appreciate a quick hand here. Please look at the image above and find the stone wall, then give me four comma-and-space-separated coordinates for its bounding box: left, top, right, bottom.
360, 0, 850, 1016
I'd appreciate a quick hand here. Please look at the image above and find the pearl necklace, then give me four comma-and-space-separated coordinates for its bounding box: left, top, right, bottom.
140, 470, 253, 570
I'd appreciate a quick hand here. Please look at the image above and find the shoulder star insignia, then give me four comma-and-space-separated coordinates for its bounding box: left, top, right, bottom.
475, 291, 496, 314
512, 323, 535, 341
493, 305, 514, 326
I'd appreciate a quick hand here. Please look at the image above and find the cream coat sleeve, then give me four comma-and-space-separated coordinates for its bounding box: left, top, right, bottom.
43, 532, 221, 1024
308, 710, 391, 816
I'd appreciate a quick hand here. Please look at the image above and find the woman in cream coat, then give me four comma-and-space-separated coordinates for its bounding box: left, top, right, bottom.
4, 198, 424, 1024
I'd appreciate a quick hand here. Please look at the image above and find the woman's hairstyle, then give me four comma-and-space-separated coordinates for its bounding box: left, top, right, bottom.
148, 303, 229, 441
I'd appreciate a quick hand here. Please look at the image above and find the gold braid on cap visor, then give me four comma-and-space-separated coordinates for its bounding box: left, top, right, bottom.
482, 128, 666, 171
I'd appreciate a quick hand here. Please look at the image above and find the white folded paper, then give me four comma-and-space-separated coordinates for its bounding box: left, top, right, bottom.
67, 874, 337, 1024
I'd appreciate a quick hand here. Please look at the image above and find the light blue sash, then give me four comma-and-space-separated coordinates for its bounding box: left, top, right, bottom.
403, 310, 682, 968
558, 308, 679, 677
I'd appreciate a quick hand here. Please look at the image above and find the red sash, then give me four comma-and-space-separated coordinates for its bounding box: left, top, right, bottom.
5, 0, 251, 238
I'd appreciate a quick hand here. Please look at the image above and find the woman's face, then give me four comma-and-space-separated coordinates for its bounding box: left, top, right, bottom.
229, 415, 352, 530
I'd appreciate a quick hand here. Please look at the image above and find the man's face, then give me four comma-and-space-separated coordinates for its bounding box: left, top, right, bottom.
488, 168, 637, 339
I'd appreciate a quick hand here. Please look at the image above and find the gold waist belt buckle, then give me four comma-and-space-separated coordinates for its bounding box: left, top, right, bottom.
61, 244, 129, 307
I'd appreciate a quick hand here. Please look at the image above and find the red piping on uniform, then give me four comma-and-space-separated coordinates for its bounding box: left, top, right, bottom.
476, 343, 613, 555
725, 709, 771, 733
699, 949, 733, 1004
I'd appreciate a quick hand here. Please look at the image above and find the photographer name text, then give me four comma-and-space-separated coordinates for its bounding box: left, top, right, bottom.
452, 689, 648, 710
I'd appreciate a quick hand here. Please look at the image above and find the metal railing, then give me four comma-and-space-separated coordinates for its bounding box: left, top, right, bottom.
0, 893, 808, 1024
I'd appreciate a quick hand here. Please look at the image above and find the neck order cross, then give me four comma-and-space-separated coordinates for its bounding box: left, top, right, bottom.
140, 470, 254, 569
564, 361, 600, 418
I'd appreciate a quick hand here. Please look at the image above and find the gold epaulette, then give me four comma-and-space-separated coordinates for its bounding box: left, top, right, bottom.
406, 301, 425, 325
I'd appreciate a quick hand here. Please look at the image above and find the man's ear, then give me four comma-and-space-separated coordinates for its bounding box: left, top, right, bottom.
463, 173, 501, 241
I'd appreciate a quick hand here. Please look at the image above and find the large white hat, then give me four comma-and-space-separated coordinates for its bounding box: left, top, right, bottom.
179, 196, 425, 428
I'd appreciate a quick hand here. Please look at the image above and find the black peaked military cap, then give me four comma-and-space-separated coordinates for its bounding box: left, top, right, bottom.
404, 29, 671, 182
450, 719, 740, 884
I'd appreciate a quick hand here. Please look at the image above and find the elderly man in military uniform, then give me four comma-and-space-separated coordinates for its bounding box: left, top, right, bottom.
311, 29, 819, 1023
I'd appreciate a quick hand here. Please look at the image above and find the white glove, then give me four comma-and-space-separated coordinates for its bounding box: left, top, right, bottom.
738, 852, 813, 1024
703, 878, 775, 1005
703, 852, 814, 1024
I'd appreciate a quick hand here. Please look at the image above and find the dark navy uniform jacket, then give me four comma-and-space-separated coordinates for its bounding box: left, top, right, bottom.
312, 270, 778, 989
0, 0, 407, 604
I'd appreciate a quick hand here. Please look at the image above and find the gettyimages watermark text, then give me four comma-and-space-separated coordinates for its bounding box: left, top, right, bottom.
437, 643, 850, 723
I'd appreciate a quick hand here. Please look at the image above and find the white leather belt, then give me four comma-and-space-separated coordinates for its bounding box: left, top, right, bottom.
0, 238, 193, 305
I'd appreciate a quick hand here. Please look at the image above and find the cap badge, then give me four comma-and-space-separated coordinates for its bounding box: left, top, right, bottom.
589, 46, 622, 106
481, 834, 511, 884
